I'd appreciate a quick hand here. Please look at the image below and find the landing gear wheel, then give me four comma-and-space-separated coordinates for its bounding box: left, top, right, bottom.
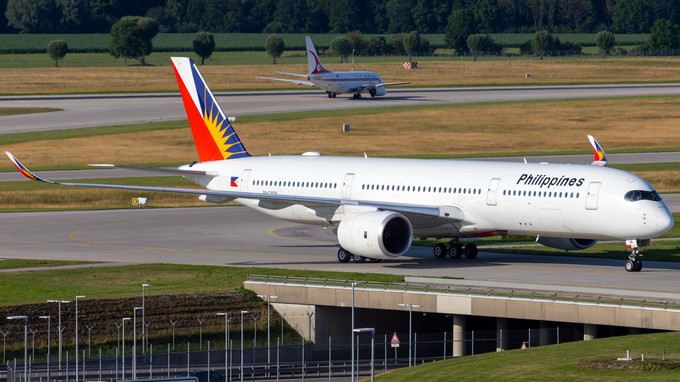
337, 248, 352, 263
635, 260, 643, 271
332, 93, 337, 98
433, 243, 447, 259
352, 93, 362, 99
327, 91, 332, 98
449, 244, 463, 259
353, 255, 366, 263
625, 260, 635, 272
464, 243, 478, 259
626, 245, 643, 272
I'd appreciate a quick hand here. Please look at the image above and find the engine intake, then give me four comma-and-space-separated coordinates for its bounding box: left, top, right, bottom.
537, 237, 597, 251
337, 211, 412, 259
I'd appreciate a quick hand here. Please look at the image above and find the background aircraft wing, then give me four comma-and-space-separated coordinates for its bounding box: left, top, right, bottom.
258, 76, 315, 86
376, 81, 410, 87
274, 71, 309, 78
6, 152, 464, 222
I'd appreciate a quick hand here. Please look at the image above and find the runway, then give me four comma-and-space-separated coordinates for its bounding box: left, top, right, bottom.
5, 83, 680, 133
1, 206, 679, 299
1, 84, 679, 301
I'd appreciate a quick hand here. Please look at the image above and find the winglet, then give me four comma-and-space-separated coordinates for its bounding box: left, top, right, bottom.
587, 135, 607, 167
4, 151, 57, 184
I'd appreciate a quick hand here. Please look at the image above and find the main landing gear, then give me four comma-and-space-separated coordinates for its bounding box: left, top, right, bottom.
433, 240, 478, 260
352, 93, 362, 99
326, 91, 337, 98
337, 248, 381, 263
624, 239, 645, 272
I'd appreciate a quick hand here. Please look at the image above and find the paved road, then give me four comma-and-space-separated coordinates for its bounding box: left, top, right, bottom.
1, 207, 679, 300
5, 84, 680, 133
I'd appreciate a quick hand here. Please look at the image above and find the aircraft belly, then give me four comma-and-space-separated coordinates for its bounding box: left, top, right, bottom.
236, 198, 333, 225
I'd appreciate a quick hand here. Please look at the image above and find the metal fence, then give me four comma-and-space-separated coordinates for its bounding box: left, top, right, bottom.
1, 326, 583, 382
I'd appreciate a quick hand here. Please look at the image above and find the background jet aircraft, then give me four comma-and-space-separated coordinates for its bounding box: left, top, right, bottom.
259, 36, 409, 99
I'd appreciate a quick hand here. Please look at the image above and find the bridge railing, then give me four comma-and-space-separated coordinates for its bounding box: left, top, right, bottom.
246, 274, 680, 312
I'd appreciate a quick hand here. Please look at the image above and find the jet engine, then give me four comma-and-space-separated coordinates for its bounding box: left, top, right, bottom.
537, 237, 597, 251
337, 211, 412, 259
369, 87, 386, 97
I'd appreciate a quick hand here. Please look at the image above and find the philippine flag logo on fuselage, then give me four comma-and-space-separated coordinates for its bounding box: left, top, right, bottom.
230, 176, 239, 187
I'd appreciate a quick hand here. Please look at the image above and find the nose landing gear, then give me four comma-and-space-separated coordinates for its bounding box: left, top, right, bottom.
624, 239, 646, 272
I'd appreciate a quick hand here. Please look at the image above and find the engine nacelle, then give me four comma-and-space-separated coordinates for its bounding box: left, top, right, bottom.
373, 86, 386, 97
537, 237, 597, 251
337, 211, 412, 259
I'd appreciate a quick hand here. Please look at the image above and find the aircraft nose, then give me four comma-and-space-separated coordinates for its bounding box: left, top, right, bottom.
652, 204, 674, 236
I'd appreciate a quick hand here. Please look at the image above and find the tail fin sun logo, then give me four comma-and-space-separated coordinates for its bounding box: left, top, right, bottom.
230, 176, 239, 187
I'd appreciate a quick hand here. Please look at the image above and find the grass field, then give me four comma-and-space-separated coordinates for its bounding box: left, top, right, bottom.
3, 55, 680, 94
0, 33, 649, 54
376, 331, 680, 382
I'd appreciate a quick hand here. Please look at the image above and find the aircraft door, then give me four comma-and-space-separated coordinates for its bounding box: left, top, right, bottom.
342, 173, 355, 199
585, 181, 601, 210
239, 169, 252, 192
486, 178, 501, 206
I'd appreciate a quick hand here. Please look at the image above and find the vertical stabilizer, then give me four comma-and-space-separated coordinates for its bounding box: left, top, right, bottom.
171, 57, 251, 162
587, 135, 607, 166
306, 36, 330, 75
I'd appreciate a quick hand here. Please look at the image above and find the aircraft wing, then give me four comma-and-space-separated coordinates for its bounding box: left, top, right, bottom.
274, 71, 309, 78
6, 151, 464, 222
257, 76, 315, 87
376, 81, 410, 87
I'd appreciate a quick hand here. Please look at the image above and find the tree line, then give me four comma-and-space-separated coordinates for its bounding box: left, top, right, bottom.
2, 0, 680, 35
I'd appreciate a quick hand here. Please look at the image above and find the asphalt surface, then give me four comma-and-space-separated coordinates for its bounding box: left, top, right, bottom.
1, 85, 679, 302
5, 84, 680, 133
1, 206, 679, 301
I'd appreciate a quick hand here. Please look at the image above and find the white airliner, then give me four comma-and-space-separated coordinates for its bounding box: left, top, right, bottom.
259, 36, 409, 99
6, 57, 674, 272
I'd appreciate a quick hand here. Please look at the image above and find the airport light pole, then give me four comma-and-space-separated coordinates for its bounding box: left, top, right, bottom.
141, 284, 151, 353
121, 317, 131, 380
216, 313, 230, 382
133, 307, 143, 379
398, 303, 421, 367
7, 316, 28, 382
351, 281, 365, 382
39, 315, 51, 382
47, 299, 70, 369
353, 328, 375, 382
239, 310, 250, 382
256, 295, 279, 364
75, 295, 85, 382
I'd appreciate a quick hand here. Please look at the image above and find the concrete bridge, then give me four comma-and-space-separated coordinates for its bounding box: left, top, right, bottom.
245, 275, 680, 356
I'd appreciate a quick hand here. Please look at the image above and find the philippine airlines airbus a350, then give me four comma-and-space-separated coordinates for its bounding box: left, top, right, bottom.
6, 57, 673, 272
259, 36, 408, 99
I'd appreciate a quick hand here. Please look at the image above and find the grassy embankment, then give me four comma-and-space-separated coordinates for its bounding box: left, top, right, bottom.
376, 331, 680, 382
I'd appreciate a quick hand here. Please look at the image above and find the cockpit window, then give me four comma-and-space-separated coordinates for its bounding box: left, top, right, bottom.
624, 190, 662, 202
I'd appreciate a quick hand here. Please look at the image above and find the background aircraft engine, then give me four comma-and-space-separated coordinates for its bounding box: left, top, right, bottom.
373, 87, 386, 96
537, 237, 597, 251
337, 211, 413, 259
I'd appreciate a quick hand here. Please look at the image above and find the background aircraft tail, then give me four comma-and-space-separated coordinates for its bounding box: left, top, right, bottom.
171, 57, 251, 162
306, 36, 330, 75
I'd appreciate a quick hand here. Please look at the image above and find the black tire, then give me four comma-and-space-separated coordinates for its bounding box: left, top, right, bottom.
327, 92, 332, 98
449, 244, 463, 259
369, 88, 377, 97
332, 93, 337, 98
635, 260, 643, 272
464, 243, 478, 259
433, 243, 447, 259
625, 260, 635, 272
338, 248, 352, 263
353, 255, 366, 263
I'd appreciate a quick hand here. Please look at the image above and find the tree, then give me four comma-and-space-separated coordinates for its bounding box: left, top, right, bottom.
402, 31, 420, 62
445, 8, 477, 54
367, 36, 387, 55
648, 19, 680, 50
47, 40, 68, 67
531, 30, 552, 59
193, 31, 215, 65
595, 30, 615, 57
5, 0, 58, 33
264, 34, 285, 64
466, 34, 501, 61
330, 37, 353, 62
109, 16, 158, 66
345, 30, 367, 55
612, 0, 652, 33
